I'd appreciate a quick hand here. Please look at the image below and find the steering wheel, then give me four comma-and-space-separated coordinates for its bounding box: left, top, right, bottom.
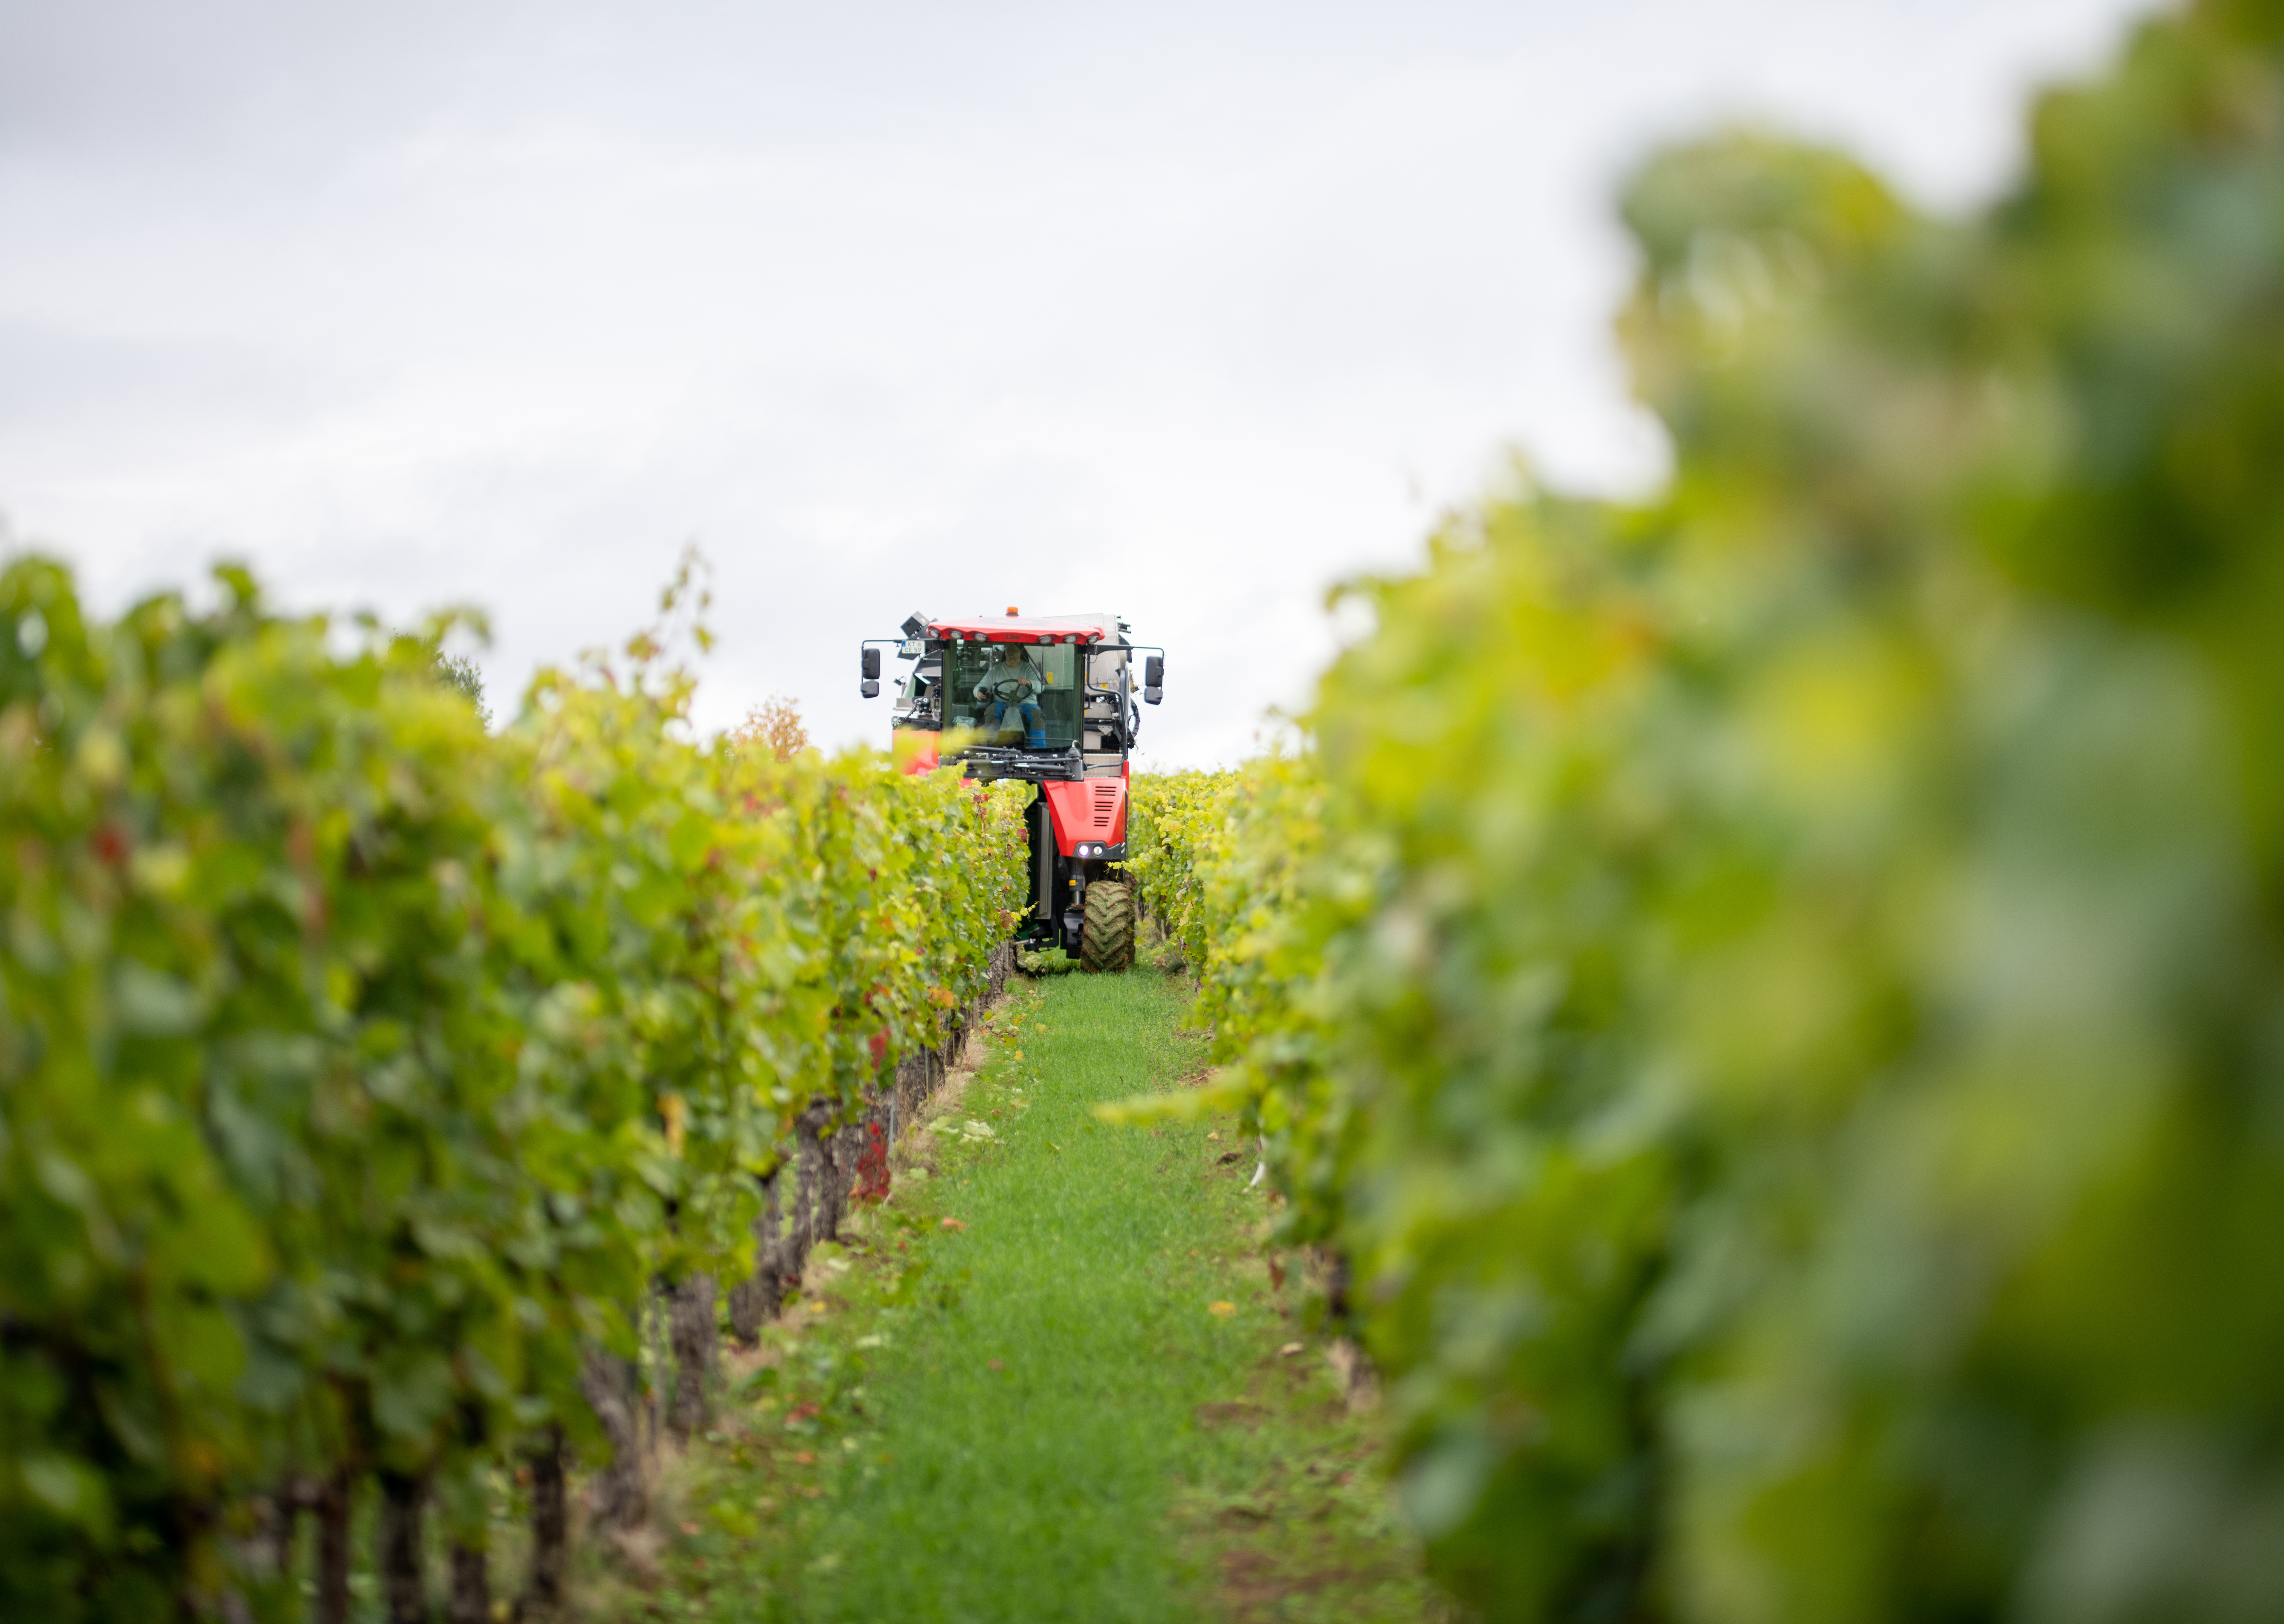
989, 677, 1031, 702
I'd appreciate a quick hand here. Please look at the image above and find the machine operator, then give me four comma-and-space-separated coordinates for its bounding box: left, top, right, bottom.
975, 644, 1050, 749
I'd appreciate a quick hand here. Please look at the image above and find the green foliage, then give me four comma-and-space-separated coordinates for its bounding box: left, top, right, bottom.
1126, 769, 1238, 971
1134, 4, 2284, 1619
433, 649, 490, 728
0, 560, 1027, 1619
1015, 945, 1079, 976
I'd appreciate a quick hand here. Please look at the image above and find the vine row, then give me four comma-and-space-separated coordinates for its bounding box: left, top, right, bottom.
1129, 5, 2284, 1618
0, 558, 1028, 1620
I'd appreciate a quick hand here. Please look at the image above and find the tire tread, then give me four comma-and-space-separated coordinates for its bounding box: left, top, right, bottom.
1080, 880, 1135, 973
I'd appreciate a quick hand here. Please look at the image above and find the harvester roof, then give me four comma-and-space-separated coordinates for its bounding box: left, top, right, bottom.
927, 610, 1124, 644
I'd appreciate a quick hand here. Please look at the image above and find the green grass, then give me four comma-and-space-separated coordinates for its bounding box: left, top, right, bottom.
633, 967, 1442, 1624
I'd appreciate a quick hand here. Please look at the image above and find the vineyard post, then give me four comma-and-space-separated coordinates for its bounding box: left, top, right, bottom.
728, 1171, 780, 1342
444, 1402, 493, 1624
523, 1424, 568, 1616
315, 1467, 353, 1624
576, 1350, 647, 1531
376, 1467, 430, 1624
666, 1273, 719, 1441
447, 1539, 490, 1624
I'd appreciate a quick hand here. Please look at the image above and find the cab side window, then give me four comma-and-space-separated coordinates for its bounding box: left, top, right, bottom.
1035, 645, 1080, 746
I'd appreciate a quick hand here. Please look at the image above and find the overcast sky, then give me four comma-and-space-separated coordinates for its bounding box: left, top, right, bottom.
0, 0, 2152, 765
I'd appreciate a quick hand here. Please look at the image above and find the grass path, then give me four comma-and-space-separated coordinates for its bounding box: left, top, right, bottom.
635, 967, 1441, 1623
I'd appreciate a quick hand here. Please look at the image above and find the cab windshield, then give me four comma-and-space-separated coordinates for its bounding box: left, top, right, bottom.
946, 641, 1082, 747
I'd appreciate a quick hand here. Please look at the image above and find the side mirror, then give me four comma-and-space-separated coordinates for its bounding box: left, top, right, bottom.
861, 679, 880, 698
1144, 653, 1163, 705
861, 647, 882, 680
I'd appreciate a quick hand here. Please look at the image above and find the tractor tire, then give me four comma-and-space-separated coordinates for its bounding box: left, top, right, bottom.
1080, 880, 1136, 973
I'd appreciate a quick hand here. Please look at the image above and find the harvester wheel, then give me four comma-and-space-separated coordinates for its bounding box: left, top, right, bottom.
1080, 880, 1136, 973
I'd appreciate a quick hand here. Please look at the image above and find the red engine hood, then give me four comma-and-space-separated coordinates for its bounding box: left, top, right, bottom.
1040, 777, 1127, 854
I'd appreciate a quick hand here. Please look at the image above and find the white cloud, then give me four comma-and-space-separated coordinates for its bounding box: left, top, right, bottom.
0, 0, 2153, 766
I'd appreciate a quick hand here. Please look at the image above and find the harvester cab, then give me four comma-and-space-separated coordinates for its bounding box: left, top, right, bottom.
861, 608, 1166, 971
